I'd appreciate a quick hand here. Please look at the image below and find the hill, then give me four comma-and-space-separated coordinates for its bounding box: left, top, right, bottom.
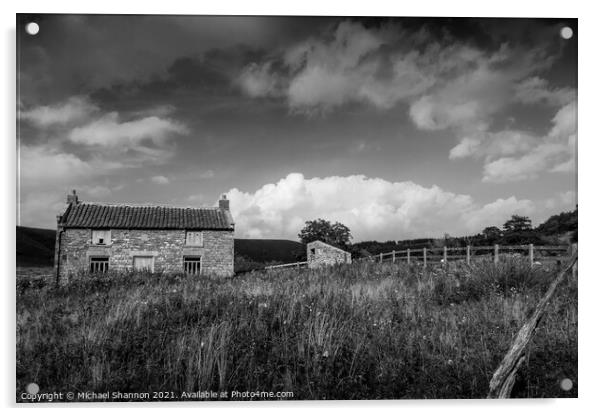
234, 238, 304, 263
16, 226, 56, 266
16, 226, 304, 267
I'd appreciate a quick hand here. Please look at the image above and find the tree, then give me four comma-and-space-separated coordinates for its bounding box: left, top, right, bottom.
298, 218, 352, 248
482, 226, 503, 242
503, 215, 533, 233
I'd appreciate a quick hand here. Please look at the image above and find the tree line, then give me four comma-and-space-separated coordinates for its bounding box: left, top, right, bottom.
298, 208, 577, 258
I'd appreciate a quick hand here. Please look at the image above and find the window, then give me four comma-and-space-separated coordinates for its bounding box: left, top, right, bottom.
90, 257, 109, 273
310, 248, 316, 255
92, 230, 111, 245
184, 256, 202, 275
186, 231, 203, 246
133, 256, 155, 272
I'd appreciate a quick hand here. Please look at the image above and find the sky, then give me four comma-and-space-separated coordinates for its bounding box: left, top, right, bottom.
17, 15, 577, 241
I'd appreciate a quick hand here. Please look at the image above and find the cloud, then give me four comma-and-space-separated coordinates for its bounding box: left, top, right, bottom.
239, 20, 560, 127
449, 130, 538, 161
544, 190, 576, 210
478, 101, 576, 183
19, 145, 94, 186
514, 77, 575, 107
226, 172, 535, 240
20, 96, 98, 127
18, 145, 126, 227
68, 112, 188, 163
80, 185, 113, 198
151, 175, 170, 184
238, 62, 281, 98
408, 46, 555, 132
69, 113, 188, 148
239, 21, 444, 113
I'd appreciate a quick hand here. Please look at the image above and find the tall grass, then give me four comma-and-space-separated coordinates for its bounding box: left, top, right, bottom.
16, 257, 577, 401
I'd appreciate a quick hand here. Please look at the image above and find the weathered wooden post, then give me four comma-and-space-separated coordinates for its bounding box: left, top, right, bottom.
528, 244, 534, 267
407, 248, 411, 265
466, 245, 471, 265
392, 250, 396, 263
443, 246, 447, 263
423, 247, 427, 268
571, 243, 578, 279
379, 252, 383, 263
494, 244, 499, 264
487, 252, 577, 398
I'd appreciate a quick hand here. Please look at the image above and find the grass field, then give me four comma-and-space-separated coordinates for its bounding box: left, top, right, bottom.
16, 257, 577, 401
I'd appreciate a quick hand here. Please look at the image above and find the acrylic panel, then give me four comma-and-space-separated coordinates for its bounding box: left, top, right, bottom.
16, 14, 577, 402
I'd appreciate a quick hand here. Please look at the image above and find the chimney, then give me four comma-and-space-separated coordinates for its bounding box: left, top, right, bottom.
218, 194, 229, 211
66, 189, 79, 205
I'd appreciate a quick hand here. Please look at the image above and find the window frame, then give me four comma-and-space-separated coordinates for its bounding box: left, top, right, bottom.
92, 229, 112, 246
183, 256, 202, 275
185, 231, 204, 247
89, 256, 109, 273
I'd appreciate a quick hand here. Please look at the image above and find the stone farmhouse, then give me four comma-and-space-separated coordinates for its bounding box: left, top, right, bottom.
307, 240, 352, 269
54, 190, 235, 283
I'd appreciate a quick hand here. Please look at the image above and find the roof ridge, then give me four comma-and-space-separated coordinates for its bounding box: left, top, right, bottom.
77, 201, 221, 210
61, 202, 234, 230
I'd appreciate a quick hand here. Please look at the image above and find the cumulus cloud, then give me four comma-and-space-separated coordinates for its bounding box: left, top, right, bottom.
20, 96, 99, 127
151, 175, 170, 184
479, 101, 576, 183
226, 173, 535, 240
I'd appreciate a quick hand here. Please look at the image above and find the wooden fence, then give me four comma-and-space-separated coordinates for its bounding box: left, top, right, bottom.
264, 243, 577, 271
358, 243, 577, 268
265, 261, 308, 270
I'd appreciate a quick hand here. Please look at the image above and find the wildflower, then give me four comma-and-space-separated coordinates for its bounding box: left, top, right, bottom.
322, 350, 329, 358
447, 359, 453, 365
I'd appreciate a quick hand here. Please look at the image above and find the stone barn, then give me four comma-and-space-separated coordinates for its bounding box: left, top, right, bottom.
306, 240, 352, 269
54, 190, 235, 283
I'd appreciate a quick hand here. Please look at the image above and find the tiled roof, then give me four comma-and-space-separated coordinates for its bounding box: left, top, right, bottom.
59, 203, 234, 230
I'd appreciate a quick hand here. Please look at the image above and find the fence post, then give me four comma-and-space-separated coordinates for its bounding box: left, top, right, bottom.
466, 245, 471, 265
571, 243, 578, 279
494, 244, 499, 265
528, 244, 534, 267
443, 246, 447, 263
423, 247, 427, 268
380, 253, 383, 263
407, 248, 411, 265
392, 250, 395, 263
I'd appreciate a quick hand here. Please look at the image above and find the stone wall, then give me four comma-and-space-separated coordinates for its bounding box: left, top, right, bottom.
307, 241, 352, 269
56, 228, 234, 283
